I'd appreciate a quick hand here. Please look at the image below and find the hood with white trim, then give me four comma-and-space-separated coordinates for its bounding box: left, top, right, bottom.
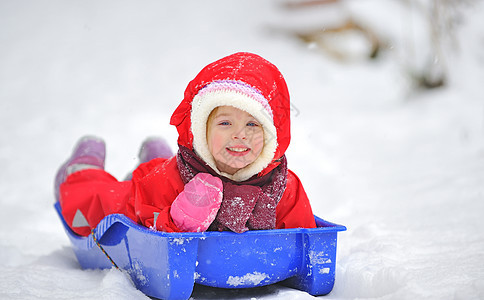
170, 52, 291, 181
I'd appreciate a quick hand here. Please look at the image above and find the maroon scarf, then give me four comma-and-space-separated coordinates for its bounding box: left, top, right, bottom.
176, 145, 287, 233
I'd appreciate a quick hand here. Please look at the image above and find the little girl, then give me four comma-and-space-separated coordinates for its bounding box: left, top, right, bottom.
55, 52, 316, 236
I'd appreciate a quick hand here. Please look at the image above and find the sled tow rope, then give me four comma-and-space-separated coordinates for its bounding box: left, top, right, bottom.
91, 229, 119, 269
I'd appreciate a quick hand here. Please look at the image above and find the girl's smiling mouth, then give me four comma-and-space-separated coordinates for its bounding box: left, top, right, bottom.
226, 146, 251, 156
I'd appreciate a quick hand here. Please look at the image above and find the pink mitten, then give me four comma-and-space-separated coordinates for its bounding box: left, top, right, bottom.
170, 173, 223, 232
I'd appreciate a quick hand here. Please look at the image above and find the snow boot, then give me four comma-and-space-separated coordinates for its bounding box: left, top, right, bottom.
54, 136, 106, 201
138, 137, 173, 164
124, 137, 173, 181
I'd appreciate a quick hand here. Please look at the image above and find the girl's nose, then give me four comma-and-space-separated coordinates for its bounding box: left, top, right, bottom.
232, 126, 247, 140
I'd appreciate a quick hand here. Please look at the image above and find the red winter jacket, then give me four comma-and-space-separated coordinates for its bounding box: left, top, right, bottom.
59, 52, 316, 236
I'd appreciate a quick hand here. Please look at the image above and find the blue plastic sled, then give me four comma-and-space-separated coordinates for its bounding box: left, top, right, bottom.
55, 202, 346, 300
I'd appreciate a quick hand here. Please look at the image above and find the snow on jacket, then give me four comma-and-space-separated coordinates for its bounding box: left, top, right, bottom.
59, 52, 316, 236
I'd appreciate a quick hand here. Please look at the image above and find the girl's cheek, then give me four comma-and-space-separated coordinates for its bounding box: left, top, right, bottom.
211, 135, 226, 155
247, 128, 262, 141
255, 132, 264, 145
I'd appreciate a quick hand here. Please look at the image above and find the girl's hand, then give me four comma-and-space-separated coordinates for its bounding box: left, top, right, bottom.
170, 173, 223, 232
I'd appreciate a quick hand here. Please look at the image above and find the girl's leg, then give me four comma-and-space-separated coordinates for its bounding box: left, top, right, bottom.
54, 136, 106, 201
56, 136, 132, 236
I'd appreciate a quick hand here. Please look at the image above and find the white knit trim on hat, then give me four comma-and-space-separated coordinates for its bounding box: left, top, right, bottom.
191, 81, 277, 182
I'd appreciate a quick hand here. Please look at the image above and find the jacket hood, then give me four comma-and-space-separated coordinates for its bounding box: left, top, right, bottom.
170, 52, 291, 180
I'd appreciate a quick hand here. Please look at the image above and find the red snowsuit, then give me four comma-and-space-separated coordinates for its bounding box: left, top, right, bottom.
59, 52, 316, 236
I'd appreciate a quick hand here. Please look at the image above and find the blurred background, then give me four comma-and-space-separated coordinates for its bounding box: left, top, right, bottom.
1, 1, 483, 299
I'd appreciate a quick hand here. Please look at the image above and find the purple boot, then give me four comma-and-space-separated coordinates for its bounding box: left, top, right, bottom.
124, 137, 173, 181
54, 136, 106, 201
138, 137, 173, 164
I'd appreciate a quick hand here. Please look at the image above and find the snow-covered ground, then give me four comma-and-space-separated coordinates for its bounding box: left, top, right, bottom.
1, 1, 483, 299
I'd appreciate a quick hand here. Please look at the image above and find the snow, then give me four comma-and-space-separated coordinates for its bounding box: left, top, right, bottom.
227, 272, 269, 287
1, 0, 483, 299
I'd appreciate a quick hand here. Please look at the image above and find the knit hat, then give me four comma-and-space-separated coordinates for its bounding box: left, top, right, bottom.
191, 80, 278, 182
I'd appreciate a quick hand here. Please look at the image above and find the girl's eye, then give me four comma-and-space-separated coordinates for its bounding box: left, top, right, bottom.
247, 121, 259, 127
218, 121, 230, 126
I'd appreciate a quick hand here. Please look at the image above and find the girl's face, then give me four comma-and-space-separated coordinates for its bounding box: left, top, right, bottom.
207, 106, 264, 175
